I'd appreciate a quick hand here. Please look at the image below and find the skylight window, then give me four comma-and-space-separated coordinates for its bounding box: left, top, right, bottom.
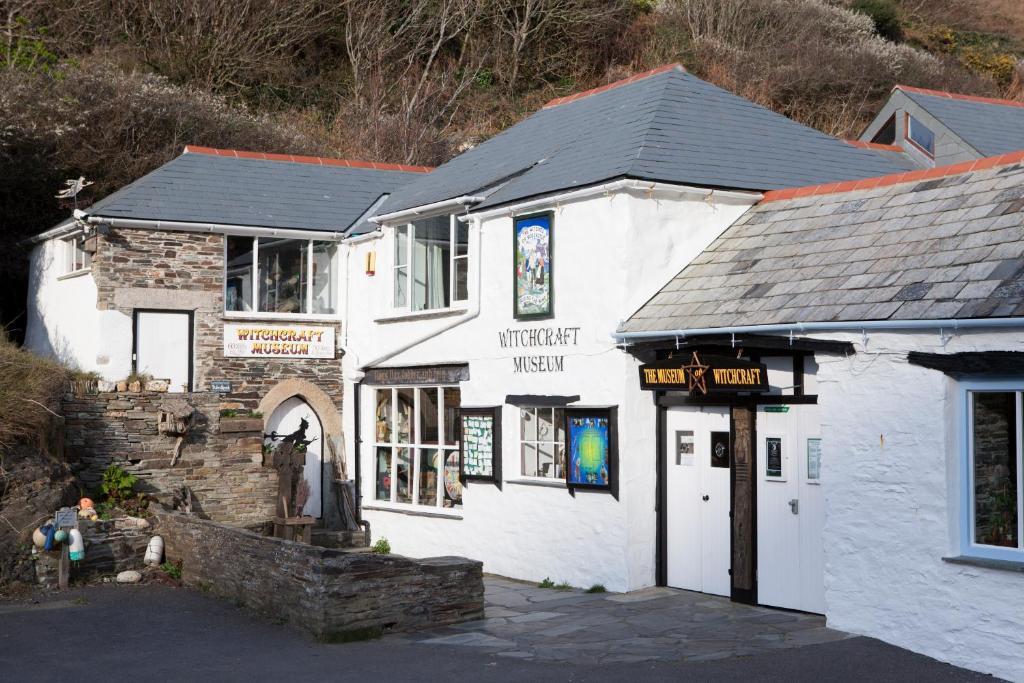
905, 114, 935, 157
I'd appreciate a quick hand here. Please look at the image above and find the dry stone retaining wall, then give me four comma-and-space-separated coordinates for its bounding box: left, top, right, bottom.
157, 510, 484, 641
63, 390, 275, 527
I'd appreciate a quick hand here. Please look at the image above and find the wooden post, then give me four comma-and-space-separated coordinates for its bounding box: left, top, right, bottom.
58, 544, 70, 590
730, 405, 756, 604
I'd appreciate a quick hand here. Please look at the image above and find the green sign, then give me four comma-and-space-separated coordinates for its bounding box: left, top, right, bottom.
764, 406, 790, 413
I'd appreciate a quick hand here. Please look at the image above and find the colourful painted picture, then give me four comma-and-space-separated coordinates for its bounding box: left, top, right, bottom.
567, 414, 610, 487
514, 213, 552, 319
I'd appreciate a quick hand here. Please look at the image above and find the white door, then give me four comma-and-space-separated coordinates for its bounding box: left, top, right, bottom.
267, 397, 323, 518
666, 406, 732, 597
135, 311, 191, 393
756, 404, 825, 613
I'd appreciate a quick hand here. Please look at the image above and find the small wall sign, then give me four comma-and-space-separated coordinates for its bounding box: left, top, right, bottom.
766, 437, 783, 478
223, 323, 334, 359
639, 352, 769, 394
210, 380, 232, 393
807, 438, 822, 481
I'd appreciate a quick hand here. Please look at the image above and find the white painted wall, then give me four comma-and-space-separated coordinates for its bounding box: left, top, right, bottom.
25, 238, 133, 380
342, 186, 756, 592
816, 329, 1024, 682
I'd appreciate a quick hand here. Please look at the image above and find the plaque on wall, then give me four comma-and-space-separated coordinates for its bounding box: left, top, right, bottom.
363, 364, 470, 386
766, 437, 783, 479
460, 407, 502, 488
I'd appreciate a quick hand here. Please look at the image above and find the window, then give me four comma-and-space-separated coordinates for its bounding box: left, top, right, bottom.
63, 234, 91, 274
374, 386, 462, 508
520, 407, 565, 478
392, 215, 469, 312
906, 113, 935, 157
224, 236, 339, 316
967, 390, 1022, 559
871, 114, 896, 145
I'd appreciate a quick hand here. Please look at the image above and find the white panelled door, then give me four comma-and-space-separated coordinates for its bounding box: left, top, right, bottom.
666, 406, 732, 597
134, 310, 191, 393
267, 397, 324, 518
756, 404, 825, 614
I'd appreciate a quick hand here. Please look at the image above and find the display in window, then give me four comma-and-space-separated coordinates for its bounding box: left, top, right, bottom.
396, 388, 415, 442
513, 213, 553, 319
461, 407, 502, 485
444, 452, 463, 505
375, 390, 392, 442
418, 449, 439, 506
396, 448, 412, 503
257, 238, 308, 314
311, 242, 338, 314
565, 407, 616, 492
972, 392, 1018, 548
375, 447, 391, 501
225, 236, 254, 312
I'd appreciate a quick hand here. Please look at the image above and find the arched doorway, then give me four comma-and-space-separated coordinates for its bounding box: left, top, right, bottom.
266, 397, 324, 518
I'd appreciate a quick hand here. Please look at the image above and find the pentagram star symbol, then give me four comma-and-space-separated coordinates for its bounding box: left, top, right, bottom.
683, 351, 710, 394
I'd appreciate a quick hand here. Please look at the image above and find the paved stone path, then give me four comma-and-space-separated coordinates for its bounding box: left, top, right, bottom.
390, 575, 850, 665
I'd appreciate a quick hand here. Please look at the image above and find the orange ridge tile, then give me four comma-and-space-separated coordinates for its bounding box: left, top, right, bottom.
543, 64, 685, 109
182, 145, 433, 173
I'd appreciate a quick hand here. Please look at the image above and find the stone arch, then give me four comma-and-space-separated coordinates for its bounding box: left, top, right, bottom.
259, 379, 342, 438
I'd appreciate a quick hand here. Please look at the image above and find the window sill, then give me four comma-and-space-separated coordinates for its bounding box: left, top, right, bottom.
222, 311, 341, 323
361, 503, 463, 520
506, 477, 566, 489
942, 555, 1024, 574
57, 269, 91, 281
375, 307, 468, 324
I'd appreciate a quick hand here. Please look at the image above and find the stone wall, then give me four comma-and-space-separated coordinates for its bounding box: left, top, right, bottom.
35, 517, 151, 587
91, 227, 344, 410
156, 510, 484, 641
63, 390, 276, 527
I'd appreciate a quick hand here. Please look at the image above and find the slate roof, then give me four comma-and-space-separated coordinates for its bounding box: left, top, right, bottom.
381, 65, 915, 215
898, 86, 1024, 157
620, 155, 1024, 334
87, 147, 428, 233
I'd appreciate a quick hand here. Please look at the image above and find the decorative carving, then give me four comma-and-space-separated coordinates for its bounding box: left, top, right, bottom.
158, 398, 195, 467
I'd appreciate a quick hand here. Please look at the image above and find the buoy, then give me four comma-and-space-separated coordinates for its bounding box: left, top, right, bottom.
32, 528, 47, 548
42, 524, 56, 551
69, 529, 85, 561
79, 497, 94, 510
54, 529, 69, 544
144, 536, 164, 566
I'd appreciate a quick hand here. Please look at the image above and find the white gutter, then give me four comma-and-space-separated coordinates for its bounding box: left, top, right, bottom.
86, 216, 345, 241
24, 218, 83, 244
344, 229, 382, 245
370, 195, 485, 225
460, 180, 761, 222
359, 214, 484, 370
613, 317, 1024, 344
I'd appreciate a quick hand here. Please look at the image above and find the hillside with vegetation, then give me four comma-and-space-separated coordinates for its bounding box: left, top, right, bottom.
2, 0, 1023, 336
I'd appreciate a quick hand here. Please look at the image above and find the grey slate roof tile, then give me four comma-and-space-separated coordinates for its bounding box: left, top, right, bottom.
88, 151, 422, 233
379, 66, 913, 214
620, 163, 1024, 333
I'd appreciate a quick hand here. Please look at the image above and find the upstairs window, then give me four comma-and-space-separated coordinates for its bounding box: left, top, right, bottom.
393, 215, 469, 313
63, 234, 91, 274
966, 389, 1023, 560
225, 235, 339, 316
906, 113, 935, 157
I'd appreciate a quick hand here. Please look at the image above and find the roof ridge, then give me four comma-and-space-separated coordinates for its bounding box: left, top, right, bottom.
543, 64, 685, 109
844, 139, 903, 153
895, 85, 1024, 110
762, 149, 1024, 203
182, 145, 433, 173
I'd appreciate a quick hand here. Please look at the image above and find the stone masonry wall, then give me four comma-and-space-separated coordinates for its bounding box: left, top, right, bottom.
63, 391, 276, 527
157, 510, 484, 641
91, 227, 343, 411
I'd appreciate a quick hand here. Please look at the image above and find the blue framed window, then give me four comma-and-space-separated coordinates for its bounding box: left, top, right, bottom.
961, 383, 1024, 562
906, 114, 935, 157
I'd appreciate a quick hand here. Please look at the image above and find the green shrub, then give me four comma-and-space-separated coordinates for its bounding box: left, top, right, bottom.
538, 577, 555, 589
585, 584, 607, 593
554, 581, 573, 591
850, 0, 902, 41
100, 464, 137, 504
371, 538, 391, 554
160, 561, 182, 580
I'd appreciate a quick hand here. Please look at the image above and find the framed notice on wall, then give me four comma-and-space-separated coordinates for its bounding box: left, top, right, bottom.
564, 407, 618, 499
765, 436, 784, 480
460, 407, 502, 487
513, 212, 553, 320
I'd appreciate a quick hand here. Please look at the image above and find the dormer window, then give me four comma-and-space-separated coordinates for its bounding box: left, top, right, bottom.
393, 215, 469, 312
905, 113, 935, 157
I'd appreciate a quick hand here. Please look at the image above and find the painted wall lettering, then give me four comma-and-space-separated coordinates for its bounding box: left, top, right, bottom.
500, 326, 580, 373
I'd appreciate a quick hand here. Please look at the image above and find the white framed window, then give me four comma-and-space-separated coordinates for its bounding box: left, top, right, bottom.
905, 113, 935, 158
520, 407, 566, 478
964, 386, 1023, 562
224, 235, 339, 317
62, 234, 91, 274
392, 215, 469, 313
374, 385, 462, 508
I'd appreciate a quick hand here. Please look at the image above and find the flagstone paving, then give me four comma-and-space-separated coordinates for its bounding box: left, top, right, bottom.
389, 575, 850, 665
